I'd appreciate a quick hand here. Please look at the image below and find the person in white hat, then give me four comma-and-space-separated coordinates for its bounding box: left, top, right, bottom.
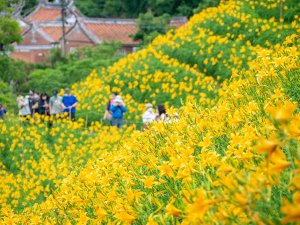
142, 103, 156, 129
109, 95, 126, 128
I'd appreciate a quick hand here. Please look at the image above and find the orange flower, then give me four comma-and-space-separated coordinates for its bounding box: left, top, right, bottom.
186, 189, 211, 222
281, 193, 300, 224
166, 203, 181, 217
254, 138, 279, 155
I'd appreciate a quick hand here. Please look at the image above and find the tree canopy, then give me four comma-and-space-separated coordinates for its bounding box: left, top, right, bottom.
22, 0, 204, 18
0, 0, 22, 52
75, 0, 201, 18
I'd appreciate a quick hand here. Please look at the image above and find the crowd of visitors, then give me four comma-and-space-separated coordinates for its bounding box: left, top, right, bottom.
13, 88, 78, 121
1, 89, 174, 129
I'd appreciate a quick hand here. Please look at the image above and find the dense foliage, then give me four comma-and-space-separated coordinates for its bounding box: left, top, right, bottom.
0, 0, 22, 51
0, 0, 300, 224
22, 0, 219, 18
74, 0, 202, 18
132, 12, 171, 44
71, 0, 299, 122
22, 42, 122, 94
0, 42, 122, 110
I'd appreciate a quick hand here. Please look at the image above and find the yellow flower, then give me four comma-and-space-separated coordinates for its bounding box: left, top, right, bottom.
158, 164, 174, 178
94, 206, 107, 220
281, 193, 300, 224
115, 211, 136, 224
166, 203, 181, 217
77, 212, 89, 225
143, 176, 156, 189
269, 158, 291, 174
254, 138, 279, 155
186, 189, 210, 223
147, 216, 158, 225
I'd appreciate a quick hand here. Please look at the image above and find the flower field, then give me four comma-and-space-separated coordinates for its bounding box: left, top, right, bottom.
1, 0, 300, 224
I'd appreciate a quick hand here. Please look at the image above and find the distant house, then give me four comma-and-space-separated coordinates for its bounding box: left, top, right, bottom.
11, 0, 187, 64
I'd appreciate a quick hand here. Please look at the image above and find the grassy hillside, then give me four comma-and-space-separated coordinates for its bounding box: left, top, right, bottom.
1, 34, 299, 225
72, 0, 299, 124
0, 0, 300, 224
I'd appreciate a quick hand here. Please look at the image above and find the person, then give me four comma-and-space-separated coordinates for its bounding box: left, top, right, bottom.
17, 94, 31, 119
110, 95, 126, 128
142, 103, 156, 129
28, 90, 40, 115
0, 103, 7, 120
28, 89, 34, 114
38, 93, 50, 116
62, 88, 78, 121
49, 90, 63, 116
156, 104, 169, 122
103, 91, 118, 122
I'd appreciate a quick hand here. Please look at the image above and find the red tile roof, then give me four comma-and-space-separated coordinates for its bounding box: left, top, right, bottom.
40, 25, 72, 42
84, 22, 139, 46
170, 21, 186, 28
27, 6, 61, 23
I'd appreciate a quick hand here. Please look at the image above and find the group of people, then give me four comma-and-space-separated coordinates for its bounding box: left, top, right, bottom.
16, 88, 78, 121
1, 89, 172, 129
103, 91, 170, 129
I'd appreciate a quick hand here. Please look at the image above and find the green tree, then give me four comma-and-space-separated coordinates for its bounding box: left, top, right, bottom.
194, 0, 221, 14
0, 55, 37, 95
133, 11, 171, 44
22, 0, 38, 16
75, 0, 106, 17
20, 42, 122, 94
0, 0, 22, 53
121, 0, 147, 18
0, 79, 16, 110
75, 0, 201, 18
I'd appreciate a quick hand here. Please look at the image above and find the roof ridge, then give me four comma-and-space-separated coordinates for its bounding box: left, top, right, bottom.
83, 18, 136, 24
33, 24, 55, 42
76, 21, 100, 44
36, 21, 73, 27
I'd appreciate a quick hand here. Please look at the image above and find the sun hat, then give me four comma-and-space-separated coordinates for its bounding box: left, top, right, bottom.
146, 103, 152, 108
114, 95, 124, 104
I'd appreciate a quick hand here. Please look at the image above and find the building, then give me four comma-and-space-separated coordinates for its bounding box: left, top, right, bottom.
11, 0, 187, 64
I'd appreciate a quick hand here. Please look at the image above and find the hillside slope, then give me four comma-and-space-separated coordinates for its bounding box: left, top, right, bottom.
0, 0, 300, 224
72, 0, 299, 124
2, 34, 299, 225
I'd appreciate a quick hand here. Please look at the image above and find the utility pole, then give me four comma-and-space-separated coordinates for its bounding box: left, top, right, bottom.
61, 0, 67, 57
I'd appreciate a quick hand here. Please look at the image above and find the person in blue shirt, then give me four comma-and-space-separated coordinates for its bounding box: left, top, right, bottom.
62, 88, 78, 121
110, 95, 126, 128
0, 103, 7, 120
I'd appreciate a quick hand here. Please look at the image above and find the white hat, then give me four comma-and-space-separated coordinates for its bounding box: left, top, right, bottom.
146, 103, 152, 108
114, 95, 124, 104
